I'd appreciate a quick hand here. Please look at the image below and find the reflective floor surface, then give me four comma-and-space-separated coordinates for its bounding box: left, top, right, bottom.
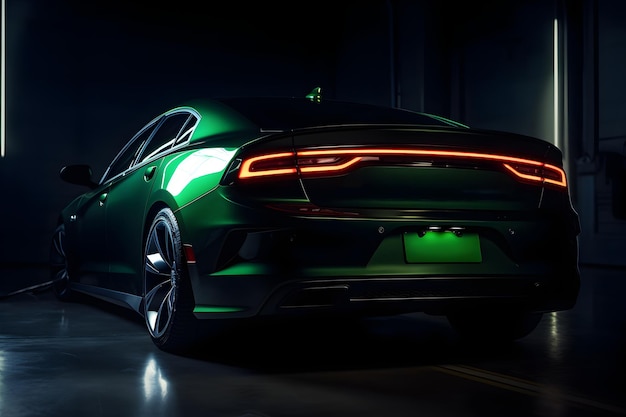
0, 265, 625, 417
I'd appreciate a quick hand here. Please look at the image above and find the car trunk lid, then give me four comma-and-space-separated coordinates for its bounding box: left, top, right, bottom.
288, 126, 565, 212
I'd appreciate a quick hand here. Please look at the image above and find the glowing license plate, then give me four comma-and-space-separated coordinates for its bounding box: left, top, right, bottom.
403, 231, 482, 263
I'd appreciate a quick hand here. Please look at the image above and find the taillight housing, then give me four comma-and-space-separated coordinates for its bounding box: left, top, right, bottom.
236, 148, 568, 189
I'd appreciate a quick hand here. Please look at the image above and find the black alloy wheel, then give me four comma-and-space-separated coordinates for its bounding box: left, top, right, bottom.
143, 208, 198, 353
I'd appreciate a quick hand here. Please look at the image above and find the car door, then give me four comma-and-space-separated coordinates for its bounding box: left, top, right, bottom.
69, 184, 109, 286
67, 122, 156, 288
78, 118, 160, 291
104, 111, 197, 295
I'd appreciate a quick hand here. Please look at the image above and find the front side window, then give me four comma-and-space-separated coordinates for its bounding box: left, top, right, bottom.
102, 121, 159, 183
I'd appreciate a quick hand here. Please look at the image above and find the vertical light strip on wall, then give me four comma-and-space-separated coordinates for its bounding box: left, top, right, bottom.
553, 18, 559, 149
1, 0, 5, 157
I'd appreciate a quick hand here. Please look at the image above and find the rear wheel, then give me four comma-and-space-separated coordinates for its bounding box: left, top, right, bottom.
446, 308, 543, 343
50, 224, 74, 301
143, 208, 199, 353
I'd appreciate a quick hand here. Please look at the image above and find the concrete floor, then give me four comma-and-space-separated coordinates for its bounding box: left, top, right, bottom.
1, 265, 625, 417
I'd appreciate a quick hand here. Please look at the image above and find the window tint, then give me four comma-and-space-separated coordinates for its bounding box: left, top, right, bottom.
175, 115, 199, 146
137, 113, 192, 163
103, 121, 159, 182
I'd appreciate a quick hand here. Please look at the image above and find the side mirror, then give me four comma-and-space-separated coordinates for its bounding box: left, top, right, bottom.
60, 164, 98, 189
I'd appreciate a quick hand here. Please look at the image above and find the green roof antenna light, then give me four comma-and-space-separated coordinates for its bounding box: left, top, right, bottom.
306, 87, 322, 103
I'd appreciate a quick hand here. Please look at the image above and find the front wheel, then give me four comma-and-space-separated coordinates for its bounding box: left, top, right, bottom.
446, 308, 543, 343
143, 208, 199, 353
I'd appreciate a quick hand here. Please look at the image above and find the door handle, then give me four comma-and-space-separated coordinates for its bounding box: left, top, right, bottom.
98, 193, 108, 207
144, 166, 157, 181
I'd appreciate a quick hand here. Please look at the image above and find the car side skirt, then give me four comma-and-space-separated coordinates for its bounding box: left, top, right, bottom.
69, 282, 143, 314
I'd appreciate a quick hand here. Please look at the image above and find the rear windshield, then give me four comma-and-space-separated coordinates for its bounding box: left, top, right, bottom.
217, 97, 465, 130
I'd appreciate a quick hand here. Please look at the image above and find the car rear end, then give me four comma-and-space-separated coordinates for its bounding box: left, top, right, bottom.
181, 123, 580, 320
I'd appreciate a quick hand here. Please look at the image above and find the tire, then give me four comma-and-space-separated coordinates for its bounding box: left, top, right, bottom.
143, 208, 200, 353
50, 224, 74, 301
446, 308, 543, 343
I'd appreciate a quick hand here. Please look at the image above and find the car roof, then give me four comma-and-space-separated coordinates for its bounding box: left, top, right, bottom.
184, 96, 468, 136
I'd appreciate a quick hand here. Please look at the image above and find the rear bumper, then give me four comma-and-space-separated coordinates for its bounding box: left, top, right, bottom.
190, 267, 580, 319
181, 197, 580, 320
263, 275, 579, 317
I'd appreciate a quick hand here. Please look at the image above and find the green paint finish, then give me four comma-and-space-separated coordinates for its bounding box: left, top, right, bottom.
306, 86, 322, 102
186, 100, 258, 141
161, 148, 237, 198
403, 231, 482, 263
210, 262, 277, 276
193, 305, 245, 313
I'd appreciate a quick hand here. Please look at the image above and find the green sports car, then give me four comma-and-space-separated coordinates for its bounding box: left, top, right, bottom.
50, 90, 581, 353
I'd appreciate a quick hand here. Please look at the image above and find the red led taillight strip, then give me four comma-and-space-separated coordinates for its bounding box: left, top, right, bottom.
502, 163, 566, 187
238, 148, 567, 188
299, 156, 364, 174
239, 152, 297, 178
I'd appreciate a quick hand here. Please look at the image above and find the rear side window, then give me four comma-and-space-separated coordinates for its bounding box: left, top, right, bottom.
175, 115, 199, 146
137, 112, 193, 163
